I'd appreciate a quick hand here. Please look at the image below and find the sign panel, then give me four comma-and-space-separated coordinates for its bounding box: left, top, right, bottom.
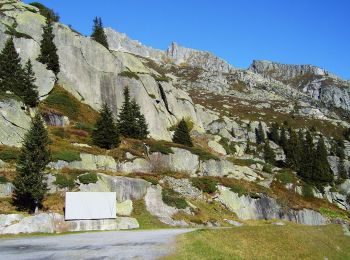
65, 192, 116, 220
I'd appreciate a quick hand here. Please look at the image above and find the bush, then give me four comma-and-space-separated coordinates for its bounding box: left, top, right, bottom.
227, 184, 247, 197
78, 173, 98, 184
276, 170, 294, 185
52, 150, 81, 162
29, 2, 60, 21
0, 176, 8, 183
0, 147, 19, 162
44, 87, 79, 119
141, 176, 159, 185
119, 71, 140, 80
191, 177, 218, 193
302, 183, 314, 198
347, 194, 350, 205
149, 142, 173, 155
75, 122, 94, 133
162, 188, 188, 209
262, 164, 273, 173
152, 74, 170, 82
53, 174, 76, 189
219, 137, 236, 155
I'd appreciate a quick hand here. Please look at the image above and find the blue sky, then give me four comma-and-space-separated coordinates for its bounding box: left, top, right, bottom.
25, 0, 349, 79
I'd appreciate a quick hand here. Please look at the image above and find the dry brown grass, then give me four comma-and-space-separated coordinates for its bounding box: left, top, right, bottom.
42, 192, 65, 214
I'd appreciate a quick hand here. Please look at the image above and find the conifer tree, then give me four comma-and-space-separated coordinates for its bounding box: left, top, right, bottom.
13, 113, 50, 212
285, 128, 302, 170
312, 136, 333, 185
263, 140, 276, 165
0, 37, 24, 94
91, 17, 109, 49
344, 128, 350, 141
245, 137, 252, 154
338, 158, 347, 181
298, 131, 314, 182
92, 103, 119, 149
255, 122, 265, 144
130, 99, 149, 139
22, 60, 39, 107
279, 126, 288, 150
172, 118, 193, 147
37, 19, 60, 75
268, 122, 280, 144
117, 87, 149, 139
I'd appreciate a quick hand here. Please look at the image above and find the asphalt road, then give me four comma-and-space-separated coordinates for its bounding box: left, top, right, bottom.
0, 229, 194, 260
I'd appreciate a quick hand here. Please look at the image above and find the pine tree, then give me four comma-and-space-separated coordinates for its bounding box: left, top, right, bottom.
173, 118, 193, 147
245, 137, 252, 154
91, 17, 109, 49
312, 136, 333, 185
335, 139, 345, 160
13, 113, 50, 212
285, 128, 302, 170
29, 2, 60, 22
263, 140, 276, 165
22, 60, 39, 107
268, 122, 280, 144
298, 131, 314, 182
37, 19, 60, 75
0, 37, 24, 94
92, 103, 119, 149
338, 158, 347, 181
344, 128, 350, 141
117, 87, 149, 139
279, 126, 288, 150
255, 122, 265, 144
130, 99, 149, 139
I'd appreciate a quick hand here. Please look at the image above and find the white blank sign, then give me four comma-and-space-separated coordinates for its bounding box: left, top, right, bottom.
65, 192, 116, 220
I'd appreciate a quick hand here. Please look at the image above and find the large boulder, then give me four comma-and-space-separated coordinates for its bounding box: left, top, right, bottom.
69, 153, 117, 171
79, 173, 151, 202
149, 147, 199, 175
163, 176, 202, 198
0, 213, 64, 235
144, 185, 187, 226
116, 200, 133, 216
117, 158, 153, 173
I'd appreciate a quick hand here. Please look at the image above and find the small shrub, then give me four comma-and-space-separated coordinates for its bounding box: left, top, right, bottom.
149, 142, 173, 155
148, 94, 156, 99
78, 172, 98, 184
141, 176, 159, 185
0, 176, 9, 183
276, 170, 294, 184
44, 88, 79, 119
191, 177, 218, 193
329, 186, 338, 192
0, 147, 19, 162
262, 164, 273, 173
152, 74, 170, 82
347, 194, 350, 205
302, 183, 314, 198
119, 71, 140, 80
219, 137, 236, 155
51, 127, 68, 138
52, 150, 81, 162
227, 184, 247, 197
53, 174, 76, 189
162, 188, 188, 209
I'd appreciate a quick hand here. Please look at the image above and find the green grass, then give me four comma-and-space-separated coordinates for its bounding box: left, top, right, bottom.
53, 174, 76, 189
228, 157, 259, 167
0, 146, 19, 162
52, 150, 81, 162
190, 177, 218, 194
166, 225, 350, 260
162, 188, 188, 209
319, 207, 349, 220
119, 71, 140, 80
131, 200, 170, 229
149, 142, 173, 155
275, 169, 295, 184
78, 173, 98, 184
219, 137, 236, 155
186, 146, 219, 161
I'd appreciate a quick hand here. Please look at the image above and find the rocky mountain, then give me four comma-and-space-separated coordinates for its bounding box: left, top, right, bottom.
0, 0, 349, 234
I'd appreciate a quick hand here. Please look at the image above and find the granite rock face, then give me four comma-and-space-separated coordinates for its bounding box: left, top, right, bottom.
217, 186, 327, 225
0, 99, 31, 147
79, 173, 151, 202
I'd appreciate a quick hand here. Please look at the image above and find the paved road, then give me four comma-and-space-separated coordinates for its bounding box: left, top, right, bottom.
0, 229, 194, 260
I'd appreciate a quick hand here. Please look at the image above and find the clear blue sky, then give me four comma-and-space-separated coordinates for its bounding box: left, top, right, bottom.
25, 0, 349, 79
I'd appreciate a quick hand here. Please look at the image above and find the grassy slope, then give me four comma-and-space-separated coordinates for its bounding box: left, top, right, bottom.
166, 224, 350, 260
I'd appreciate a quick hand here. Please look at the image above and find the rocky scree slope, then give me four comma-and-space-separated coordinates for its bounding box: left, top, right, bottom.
0, 0, 350, 233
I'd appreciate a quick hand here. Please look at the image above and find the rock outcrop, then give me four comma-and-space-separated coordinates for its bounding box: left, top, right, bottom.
217, 186, 327, 225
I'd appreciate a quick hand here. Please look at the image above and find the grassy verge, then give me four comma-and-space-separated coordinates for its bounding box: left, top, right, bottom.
165, 224, 350, 259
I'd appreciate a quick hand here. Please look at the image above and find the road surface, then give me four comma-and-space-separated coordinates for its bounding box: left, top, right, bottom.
0, 228, 194, 260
